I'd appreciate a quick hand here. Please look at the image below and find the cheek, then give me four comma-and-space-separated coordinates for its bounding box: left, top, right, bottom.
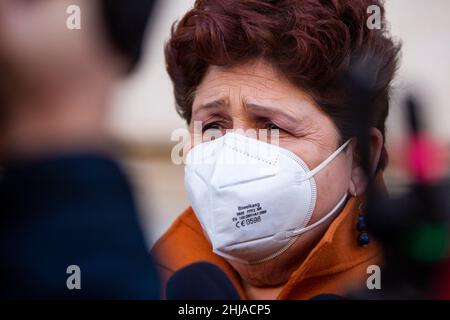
317, 165, 348, 195
185, 129, 220, 155
312, 155, 352, 219
184, 132, 196, 155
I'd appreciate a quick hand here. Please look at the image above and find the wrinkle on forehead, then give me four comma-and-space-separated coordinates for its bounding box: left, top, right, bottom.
198, 62, 285, 96
193, 60, 308, 114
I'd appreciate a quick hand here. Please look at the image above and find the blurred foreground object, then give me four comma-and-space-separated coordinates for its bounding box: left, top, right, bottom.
0, 0, 160, 299
0, 154, 160, 299
346, 56, 450, 299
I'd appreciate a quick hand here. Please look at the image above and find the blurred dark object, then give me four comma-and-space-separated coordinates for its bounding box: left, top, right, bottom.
101, 0, 156, 72
166, 262, 240, 300
310, 294, 346, 300
0, 153, 160, 299
0, 0, 161, 299
346, 57, 450, 299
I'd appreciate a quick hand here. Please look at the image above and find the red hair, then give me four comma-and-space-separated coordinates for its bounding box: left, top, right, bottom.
165, 0, 401, 170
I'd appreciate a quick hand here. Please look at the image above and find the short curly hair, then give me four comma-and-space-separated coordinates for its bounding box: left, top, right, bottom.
165, 0, 401, 170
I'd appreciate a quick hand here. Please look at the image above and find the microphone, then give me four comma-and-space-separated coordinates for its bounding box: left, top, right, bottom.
310, 294, 346, 300
166, 262, 240, 300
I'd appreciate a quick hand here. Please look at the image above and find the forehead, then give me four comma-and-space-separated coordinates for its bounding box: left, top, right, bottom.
193, 60, 307, 106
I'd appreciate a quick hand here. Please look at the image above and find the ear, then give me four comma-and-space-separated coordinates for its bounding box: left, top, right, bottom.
348, 128, 384, 196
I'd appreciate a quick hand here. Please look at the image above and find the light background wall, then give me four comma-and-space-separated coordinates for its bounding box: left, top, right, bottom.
107, 0, 450, 246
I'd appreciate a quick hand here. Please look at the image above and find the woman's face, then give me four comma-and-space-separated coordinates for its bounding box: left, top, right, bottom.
189, 59, 356, 285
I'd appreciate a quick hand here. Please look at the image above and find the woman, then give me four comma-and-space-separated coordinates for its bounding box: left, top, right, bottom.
152, 0, 400, 299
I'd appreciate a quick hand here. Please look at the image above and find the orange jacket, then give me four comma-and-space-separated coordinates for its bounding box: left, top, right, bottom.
152, 195, 383, 299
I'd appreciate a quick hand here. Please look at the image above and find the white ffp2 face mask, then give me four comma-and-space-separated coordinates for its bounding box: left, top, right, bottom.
184, 132, 351, 264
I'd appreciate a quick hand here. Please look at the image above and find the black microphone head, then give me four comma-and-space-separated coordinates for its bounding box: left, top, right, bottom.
166, 262, 240, 300
310, 293, 346, 300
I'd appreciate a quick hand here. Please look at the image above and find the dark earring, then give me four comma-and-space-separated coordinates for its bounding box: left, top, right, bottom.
355, 194, 370, 247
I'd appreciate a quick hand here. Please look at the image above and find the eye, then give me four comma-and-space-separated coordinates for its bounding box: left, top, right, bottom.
264, 122, 282, 132
202, 122, 224, 132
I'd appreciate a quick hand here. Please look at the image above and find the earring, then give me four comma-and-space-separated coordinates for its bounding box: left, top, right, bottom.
355, 193, 370, 247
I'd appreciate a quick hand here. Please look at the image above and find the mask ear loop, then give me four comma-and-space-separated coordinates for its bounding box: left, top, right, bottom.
275, 139, 353, 240
301, 139, 352, 181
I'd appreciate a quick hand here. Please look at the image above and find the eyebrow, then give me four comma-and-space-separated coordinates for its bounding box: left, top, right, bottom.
192, 99, 302, 126
245, 103, 300, 124
192, 99, 229, 118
